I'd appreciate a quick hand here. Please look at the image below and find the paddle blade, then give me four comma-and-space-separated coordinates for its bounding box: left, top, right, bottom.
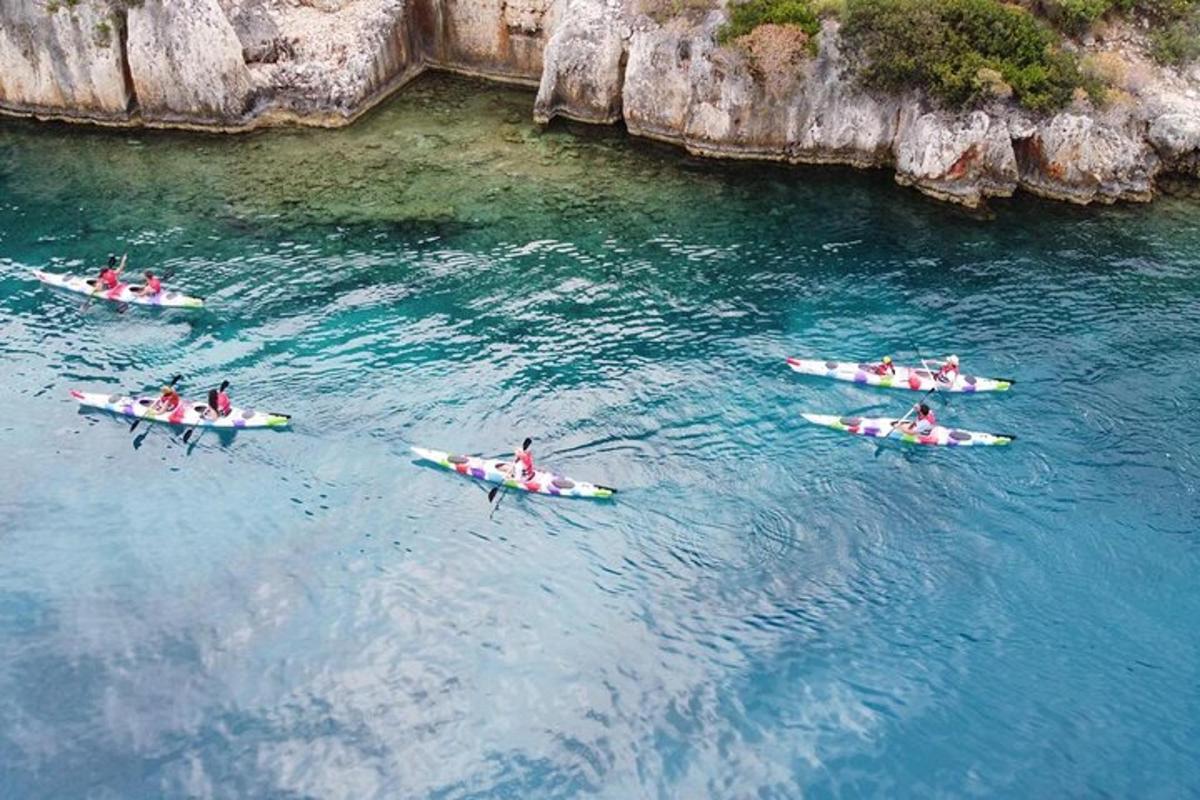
219, 380, 230, 392
522, 437, 532, 450
182, 428, 194, 443
169, 374, 182, 386
487, 486, 500, 503
128, 418, 141, 432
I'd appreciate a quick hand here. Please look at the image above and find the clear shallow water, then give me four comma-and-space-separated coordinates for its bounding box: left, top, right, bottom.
1, 73, 1198, 798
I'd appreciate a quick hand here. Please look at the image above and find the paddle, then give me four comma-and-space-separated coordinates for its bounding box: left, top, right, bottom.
130, 373, 182, 433
488, 437, 532, 515
182, 380, 228, 444
82, 253, 126, 312
886, 384, 938, 440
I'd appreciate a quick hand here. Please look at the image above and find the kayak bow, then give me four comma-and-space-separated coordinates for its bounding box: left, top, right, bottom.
802, 413, 1015, 447
786, 357, 1012, 393
34, 269, 203, 309
71, 390, 290, 429
411, 446, 616, 499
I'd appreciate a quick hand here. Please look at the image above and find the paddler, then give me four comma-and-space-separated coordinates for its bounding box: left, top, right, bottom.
872, 355, 896, 376
132, 270, 163, 297
897, 403, 937, 436
935, 354, 960, 384
203, 385, 232, 419
502, 442, 536, 481
90, 255, 121, 290
149, 383, 182, 414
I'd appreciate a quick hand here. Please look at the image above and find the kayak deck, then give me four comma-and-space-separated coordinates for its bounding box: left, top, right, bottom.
802, 413, 1015, 447
411, 446, 616, 499
787, 357, 1012, 393
71, 390, 289, 429
33, 269, 204, 308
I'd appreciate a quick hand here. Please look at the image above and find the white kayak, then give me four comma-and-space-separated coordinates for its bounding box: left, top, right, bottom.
411, 446, 616, 499
33, 269, 204, 308
70, 390, 290, 429
786, 357, 1012, 393
802, 413, 1015, 447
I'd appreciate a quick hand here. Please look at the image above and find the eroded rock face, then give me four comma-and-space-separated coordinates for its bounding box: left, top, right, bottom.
0, 0, 130, 119
533, 0, 625, 123
126, 0, 253, 123
425, 0, 559, 82
894, 111, 1018, 205
1014, 113, 1157, 203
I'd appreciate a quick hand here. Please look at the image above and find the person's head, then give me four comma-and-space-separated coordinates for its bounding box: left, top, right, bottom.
948, 354, 959, 366
918, 403, 931, 415
144, 270, 155, 280
161, 385, 175, 395
208, 388, 219, 407
882, 355, 892, 365
107, 254, 116, 267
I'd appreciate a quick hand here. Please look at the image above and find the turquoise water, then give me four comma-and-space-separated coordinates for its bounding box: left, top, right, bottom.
1, 74, 1198, 797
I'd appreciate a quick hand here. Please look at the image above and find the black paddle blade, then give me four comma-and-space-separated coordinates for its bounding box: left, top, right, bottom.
129, 418, 141, 432
487, 486, 500, 503
169, 374, 182, 386
522, 437, 532, 450
219, 380, 230, 391
182, 428, 194, 443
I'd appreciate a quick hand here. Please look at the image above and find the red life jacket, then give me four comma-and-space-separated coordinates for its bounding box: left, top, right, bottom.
100, 268, 119, 289
216, 391, 231, 415
517, 450, 534, 477
145, 276, 162, 294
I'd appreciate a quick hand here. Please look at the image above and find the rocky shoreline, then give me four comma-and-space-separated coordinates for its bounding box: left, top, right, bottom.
1, 0, 1196, 207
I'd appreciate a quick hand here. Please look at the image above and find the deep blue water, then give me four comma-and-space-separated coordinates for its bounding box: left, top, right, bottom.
1, 74, 1198, 798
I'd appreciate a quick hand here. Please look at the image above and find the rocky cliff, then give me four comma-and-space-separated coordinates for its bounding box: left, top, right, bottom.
0, 0, 1196, 206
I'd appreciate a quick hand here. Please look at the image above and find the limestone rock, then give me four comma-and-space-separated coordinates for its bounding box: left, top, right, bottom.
1014, 113, 1158, 203
533, 0, 626, 124
0, 0, 130, 119
127, 0, 254, 123
894, 111, 1018, 207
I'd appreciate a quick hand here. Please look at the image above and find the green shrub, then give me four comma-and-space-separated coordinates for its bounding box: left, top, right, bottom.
1042, 0, 1114, 32
1150, 6, 1200, 64
718, 0, 822, 44
841, 0, 1086, 111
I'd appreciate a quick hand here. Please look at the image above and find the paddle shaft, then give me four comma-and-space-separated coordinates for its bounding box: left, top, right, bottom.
82, 253, 126, 311
130, 373, 181, 433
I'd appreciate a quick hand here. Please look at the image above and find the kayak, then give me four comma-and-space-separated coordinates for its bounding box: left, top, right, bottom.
70, 390, 290, 429
786, 357, 1012, 393
33, 269, 204, 309
801, 413, 1015, 447
411, 446, 616, 499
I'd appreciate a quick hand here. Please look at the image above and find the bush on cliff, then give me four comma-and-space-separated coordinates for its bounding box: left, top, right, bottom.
840, 0, 1089, 111
718, 0, 822, 44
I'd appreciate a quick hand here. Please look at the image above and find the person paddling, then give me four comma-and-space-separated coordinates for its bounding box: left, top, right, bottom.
204, 385, 232, 419
133, 270, 163, 297
150, 383, 182, 414
897, 402, 937, 436
873, 355, 896, 376
90, 255, 122, 290
502, 442, 536, 481
935, 354, 960, 384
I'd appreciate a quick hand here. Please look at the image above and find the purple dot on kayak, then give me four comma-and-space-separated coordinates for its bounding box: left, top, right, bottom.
122, 404, 134, 415
853, 372, 867, 383
549, 485, 560, 495
964, 385, 976, 393
234, 419, 246, 428
470, 467, 485, 479
864, 426, 880, 436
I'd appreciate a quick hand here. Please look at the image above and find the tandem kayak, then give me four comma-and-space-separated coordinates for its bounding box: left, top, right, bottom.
70, 390, 290, 429
33, 270, 204, 309
786, 357, 1012, 393
411, 446, 616, 499
802, 413, 1015, 447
